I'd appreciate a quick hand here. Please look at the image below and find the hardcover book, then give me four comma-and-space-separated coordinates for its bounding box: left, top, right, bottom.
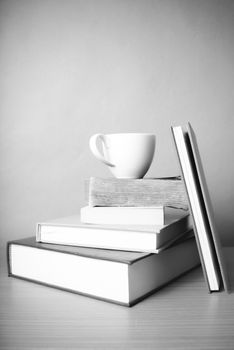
8, 236, 200, 307
80, 205, 187, 225
171, 122, 230, 292
36, 213, 192, 253
86, 177, 188, 210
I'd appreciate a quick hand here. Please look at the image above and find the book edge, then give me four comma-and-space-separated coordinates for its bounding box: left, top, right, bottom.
187, 123, 230, 293
8, 273, 131, 307
129, 264, 200, 306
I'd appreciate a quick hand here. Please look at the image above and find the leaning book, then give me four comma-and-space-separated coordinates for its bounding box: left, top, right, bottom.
8, 236, 200, 307
36, 214, 192, 253
171, 122, 230, 293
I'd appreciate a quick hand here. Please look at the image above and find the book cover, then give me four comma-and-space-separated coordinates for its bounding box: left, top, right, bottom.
8, 236, 200, 306
36, 214, 192, 253
86, 177, 188, 210
171, 123, 230, 292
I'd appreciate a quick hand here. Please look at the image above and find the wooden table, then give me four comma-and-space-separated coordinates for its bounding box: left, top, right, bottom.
1, 247, 234, 349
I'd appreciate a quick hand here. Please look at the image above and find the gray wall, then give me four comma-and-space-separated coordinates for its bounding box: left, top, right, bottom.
1, 0, 234, 246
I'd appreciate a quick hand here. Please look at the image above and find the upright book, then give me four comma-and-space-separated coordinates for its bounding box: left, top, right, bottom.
171, 122, 230, 292
86, 177, 188, 210
8, 236, 200, 307
36, 213, 192, 253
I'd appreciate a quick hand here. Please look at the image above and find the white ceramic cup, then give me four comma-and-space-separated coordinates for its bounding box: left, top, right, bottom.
89, 133, 156, 179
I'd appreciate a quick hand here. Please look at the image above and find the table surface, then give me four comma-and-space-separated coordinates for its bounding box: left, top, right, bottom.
1, 246, 234, 350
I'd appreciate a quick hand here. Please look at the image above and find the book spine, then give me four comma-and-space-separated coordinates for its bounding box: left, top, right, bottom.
86, 177, 188, 210
36, 223, 41, 242
6, 241, 12, 277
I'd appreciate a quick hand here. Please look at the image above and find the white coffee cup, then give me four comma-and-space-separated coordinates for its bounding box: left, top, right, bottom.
89, 133, 156, 179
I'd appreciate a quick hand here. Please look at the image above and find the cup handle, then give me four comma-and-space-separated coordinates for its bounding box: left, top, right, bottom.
89, 134, 115, 167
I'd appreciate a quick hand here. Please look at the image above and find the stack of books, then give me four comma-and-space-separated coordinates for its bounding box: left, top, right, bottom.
7, 178, 200, 307
7, 123, 230, 307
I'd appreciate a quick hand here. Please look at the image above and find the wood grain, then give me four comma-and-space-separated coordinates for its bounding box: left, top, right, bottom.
1, 247, 234, 349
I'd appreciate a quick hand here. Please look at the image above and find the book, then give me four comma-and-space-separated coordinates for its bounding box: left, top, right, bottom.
86, 177, 188, 210
171, 122, 230, 292
8, 236, 200, 307
80, 205, 187, 225
36, 214, 192, 253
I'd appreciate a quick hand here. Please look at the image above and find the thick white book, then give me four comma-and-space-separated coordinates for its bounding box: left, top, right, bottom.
80, 206, 186, 225
171, 123, 230, 293
36, 214, 192, 253
8, 236, 200, 307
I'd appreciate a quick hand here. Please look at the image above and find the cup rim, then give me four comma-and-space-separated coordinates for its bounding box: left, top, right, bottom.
105, 133, 155, 137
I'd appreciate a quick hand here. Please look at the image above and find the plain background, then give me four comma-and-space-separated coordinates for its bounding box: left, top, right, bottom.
0, 0, 234, 247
